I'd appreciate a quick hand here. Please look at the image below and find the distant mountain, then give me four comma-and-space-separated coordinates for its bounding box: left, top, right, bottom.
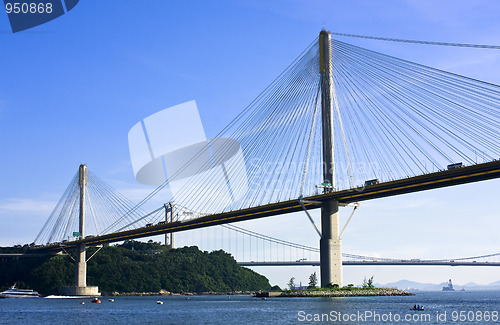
379, 280, 500, 291
460, 282, 500, 291
378, 280, 439, 291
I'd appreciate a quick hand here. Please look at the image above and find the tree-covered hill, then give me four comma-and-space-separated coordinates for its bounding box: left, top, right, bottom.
0, 240, 271, 295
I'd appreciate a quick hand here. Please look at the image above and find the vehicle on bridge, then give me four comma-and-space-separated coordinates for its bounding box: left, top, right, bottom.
364, 179, 380, 186
447, 162, 464, 170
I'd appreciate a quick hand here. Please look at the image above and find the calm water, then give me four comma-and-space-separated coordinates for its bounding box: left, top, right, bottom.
0, 291, 499, 324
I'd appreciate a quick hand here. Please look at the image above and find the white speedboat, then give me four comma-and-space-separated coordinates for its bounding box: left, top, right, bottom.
0, 284, 39, 298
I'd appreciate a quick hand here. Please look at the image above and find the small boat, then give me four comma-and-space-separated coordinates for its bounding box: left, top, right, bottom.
108, 299, 114, 302
0, 284, 39, 298
410, 305, 425, 311
91, 297, 101, 303
156, 300, 163, 305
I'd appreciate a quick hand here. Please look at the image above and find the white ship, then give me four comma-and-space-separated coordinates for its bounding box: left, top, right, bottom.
0, 284, 39, 298
442, 279, 455, 292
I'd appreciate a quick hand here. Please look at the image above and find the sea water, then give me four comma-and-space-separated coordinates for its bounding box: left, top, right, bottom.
0, 291, 499, 324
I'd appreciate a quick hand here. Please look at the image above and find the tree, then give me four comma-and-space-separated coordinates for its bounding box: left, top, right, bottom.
367, 276, 374, 288
362, 276, 374, 289
287, 277, 296, 290
308, 272, 318, 289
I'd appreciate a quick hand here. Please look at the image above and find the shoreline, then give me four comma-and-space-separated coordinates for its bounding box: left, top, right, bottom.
76, 288, 414, 298
255, 288, 414, 298
108, 290, 255, 297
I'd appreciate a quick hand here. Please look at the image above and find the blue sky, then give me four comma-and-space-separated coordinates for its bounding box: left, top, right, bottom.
1, 0, 499, 288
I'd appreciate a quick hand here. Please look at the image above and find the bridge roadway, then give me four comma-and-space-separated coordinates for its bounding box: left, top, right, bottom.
238, 261, 500, 267
34, 160, 500, 252
0, 253, 52, 259
4, 253, 499, 267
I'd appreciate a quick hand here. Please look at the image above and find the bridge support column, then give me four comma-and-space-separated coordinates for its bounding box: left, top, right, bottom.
75, 243, 86, 288
319, 30, 343, 287
320, 200, 342, 287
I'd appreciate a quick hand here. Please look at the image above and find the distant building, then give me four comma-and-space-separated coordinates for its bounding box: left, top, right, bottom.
293, 282, 309, 290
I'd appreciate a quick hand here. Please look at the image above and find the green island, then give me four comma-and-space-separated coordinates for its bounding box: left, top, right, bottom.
257, 288, 414, 298
0, 240, 270, 296
256, 274, 413, 298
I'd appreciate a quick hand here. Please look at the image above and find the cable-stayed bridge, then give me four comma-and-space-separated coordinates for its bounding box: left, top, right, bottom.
30, 31, 500, 294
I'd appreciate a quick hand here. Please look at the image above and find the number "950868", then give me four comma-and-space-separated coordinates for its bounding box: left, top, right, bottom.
6, 2, 53, 14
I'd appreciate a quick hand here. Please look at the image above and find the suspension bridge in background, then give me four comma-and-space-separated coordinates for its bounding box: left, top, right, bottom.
28, 30, 500, 295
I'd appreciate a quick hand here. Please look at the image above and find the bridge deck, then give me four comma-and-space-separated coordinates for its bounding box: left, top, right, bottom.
34, 160, 500, 251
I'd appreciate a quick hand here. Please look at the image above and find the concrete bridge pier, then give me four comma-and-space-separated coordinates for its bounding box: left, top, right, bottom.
75, 242, 87, 287
320, 199, 342, 287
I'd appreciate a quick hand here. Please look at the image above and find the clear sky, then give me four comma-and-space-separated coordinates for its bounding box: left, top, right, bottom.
1, 0, 499, 289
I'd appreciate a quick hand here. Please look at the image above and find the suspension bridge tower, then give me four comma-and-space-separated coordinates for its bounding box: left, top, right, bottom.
319, 30, 342, 287
61, 164, 100, 296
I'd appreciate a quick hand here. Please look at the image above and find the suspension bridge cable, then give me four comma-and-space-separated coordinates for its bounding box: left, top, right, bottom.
331, 32, 500, 49
222, 224, 319, 253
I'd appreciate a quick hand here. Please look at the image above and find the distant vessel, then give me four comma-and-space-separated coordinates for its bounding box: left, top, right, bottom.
442, 279, 455, 291
0, 284, 39, 298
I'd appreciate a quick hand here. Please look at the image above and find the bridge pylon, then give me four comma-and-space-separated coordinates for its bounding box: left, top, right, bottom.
61, 164, 100, 296
319, 30, 342, 287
